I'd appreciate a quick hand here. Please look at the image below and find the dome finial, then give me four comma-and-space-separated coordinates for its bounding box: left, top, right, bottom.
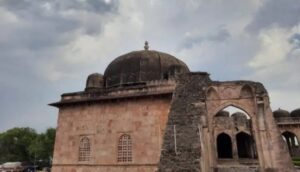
144, 41, 149, 50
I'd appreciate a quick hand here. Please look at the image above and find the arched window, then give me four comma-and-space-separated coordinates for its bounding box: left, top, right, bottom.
217, 133, 233, 158
236, 132, 257, 158
79, 137, 91, 161
218, 106, 251, 119
117, 134, 132, 162
240, 85, 254, 98
207, 87, 219, 100
282, 131, 299, 157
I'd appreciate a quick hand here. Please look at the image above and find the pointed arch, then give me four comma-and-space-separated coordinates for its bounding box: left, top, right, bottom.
217, 133, 233, 159
213, 104, 251, 119
206, 87, 219, 100
79, 137, 91, 161
282, 131, 299, 157
236, 132, 257, 159
117, 134, 133, 162
240, 84, 254, 98
211, 102, 253, 119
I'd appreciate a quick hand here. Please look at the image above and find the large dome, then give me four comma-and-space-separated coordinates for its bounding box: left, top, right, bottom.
104, 49, 189, 88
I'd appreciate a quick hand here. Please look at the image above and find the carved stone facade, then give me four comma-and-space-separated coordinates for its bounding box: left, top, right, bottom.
50, 47, 296, 172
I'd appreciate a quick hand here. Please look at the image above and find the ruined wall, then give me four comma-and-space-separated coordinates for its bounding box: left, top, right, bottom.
158, 72, 211, 172
279, 126, 300, 136
205, 81, 295, 172
158, 74, 295, 172
278, 126, 300, 157
52, 95, 171, 172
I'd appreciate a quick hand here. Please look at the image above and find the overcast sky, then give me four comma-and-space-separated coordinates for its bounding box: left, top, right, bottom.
0, 0, 300, 132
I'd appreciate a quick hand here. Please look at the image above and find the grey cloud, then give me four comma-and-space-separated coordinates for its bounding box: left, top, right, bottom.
0, 0, 31, 10
0, 0, 119, 37
0, 0, 121, 58
0, 20, 79, 51
0, 0, 299, 132
0, 0, 121, 132
246, 0, 300, 32
53, 0, 118, 13
289, 33, 300, 49
206, 29, 230, 42
0, 0, 118, 14
180, 28, 230, 49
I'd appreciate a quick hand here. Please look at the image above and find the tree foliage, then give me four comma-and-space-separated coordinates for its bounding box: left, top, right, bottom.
0, 127, 56, 165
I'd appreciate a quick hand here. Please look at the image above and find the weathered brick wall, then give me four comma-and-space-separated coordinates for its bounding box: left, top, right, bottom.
52, 95, 172, 172
158, 72, 211, 172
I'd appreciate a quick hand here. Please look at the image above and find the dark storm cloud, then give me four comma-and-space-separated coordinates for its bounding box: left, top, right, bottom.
247, 0, 300, 32
1, 0, 299, 132
0, 0, 120, 132
0, 0, 119, 37
0, 0, 119, 61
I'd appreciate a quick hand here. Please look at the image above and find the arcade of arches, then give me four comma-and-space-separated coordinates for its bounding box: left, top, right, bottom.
214, 105, 300, 160
282, 131, 300, 157
274, 108, 300, 158
214, 106, 257, 161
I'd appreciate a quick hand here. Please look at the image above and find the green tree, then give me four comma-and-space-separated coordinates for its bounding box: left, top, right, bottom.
44, 128, 56, 158
0, 127, 37, 163
0, 127, 56, 166
29, 128, 56, 165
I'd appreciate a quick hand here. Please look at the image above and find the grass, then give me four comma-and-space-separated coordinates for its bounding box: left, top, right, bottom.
293, 157, 300, 166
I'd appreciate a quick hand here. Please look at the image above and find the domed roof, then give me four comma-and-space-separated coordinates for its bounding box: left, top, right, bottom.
104, 45, 189, 88
231, 112, 248, 121
85, 73, 103, 91
215, 110, 230, 117
273, 108, 290, 118
291, 108, 300, 117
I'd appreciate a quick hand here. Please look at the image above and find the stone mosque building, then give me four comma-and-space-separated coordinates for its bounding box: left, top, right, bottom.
50, 42, 297, 172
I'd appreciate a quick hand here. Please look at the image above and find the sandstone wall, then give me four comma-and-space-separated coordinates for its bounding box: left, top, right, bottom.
52, 95, 171, 172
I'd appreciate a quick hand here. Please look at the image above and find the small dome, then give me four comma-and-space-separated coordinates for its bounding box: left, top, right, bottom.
216, 110, 230, 117
85, 73, 103, 91
273, 108, 290, 118
231, 112, 248, 121
291, 108, 300, 117
104, 49, 189, 88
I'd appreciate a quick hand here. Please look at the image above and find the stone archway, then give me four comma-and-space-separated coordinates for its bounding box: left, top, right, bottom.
282, 131, 300, 157
217, 133, 233, 159
236, 132, 257, 159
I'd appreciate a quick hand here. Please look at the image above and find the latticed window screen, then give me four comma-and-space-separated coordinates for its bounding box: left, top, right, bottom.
79, 137, 91, 161
117, 134, 132, 162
